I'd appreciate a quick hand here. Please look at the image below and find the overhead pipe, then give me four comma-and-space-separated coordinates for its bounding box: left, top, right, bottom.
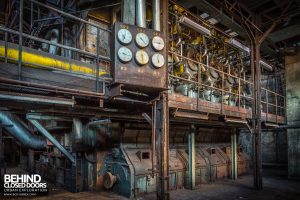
0, 92, 74, 106
152, 0, 160, 31
0, 111, 46, 149
136, 0, 146, 28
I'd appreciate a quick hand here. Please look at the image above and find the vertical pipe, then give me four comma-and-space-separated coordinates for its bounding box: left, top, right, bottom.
61, 0, 64, 57
4, 32, 8, 63
136, 0, 146, 28
231, 128, 237, 180
122, 0, 136, 25
18, 0, 24, 80
152, 101, 157, 176
30, 1, 33, 33
153, 0, 160, 31
96, 28, 100, 92
188, 125, 196, 189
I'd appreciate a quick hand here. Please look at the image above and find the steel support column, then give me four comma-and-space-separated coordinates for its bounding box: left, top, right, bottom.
156, 93, 169, 200
188, 125, 196, 189
231, 128, 237, 180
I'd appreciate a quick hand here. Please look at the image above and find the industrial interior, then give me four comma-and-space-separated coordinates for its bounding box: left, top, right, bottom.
0, 0, 299, 199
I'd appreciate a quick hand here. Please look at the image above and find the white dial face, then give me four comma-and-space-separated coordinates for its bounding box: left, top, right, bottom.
135, 32, 149, 48
117, 29, 132, 45
118, 46, 132, 63
135, 50, 149, 65
152, 53, 165, 68
152, 36, 165, 51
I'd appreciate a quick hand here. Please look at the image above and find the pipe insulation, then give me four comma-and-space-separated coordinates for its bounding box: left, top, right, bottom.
0, 111, 46, 149
0, 43, 107, 77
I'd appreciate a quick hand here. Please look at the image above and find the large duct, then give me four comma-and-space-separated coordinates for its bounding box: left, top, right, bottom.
153, 0, 160, 31
0, 111, 46, 149
136, 0, 146, 28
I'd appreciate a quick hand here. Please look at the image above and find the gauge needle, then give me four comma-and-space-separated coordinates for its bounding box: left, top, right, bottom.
140, 37, 146, 44
141, 53, 144, 62
122, 52, 130, 57
157, 56, 159, 63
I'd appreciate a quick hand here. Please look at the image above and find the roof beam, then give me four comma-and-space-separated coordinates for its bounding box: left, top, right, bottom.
268, 24, 300, 43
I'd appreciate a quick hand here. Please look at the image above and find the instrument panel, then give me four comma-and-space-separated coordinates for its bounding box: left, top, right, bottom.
111, 22, 167, 93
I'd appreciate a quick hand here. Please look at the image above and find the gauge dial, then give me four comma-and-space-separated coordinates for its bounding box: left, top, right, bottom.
135, 32, 149, 48
152, 53, 165, 68
117, 29, 132, 45
151, 36, 165, 51
118, 46, 132, 63
135, 50, 149, 65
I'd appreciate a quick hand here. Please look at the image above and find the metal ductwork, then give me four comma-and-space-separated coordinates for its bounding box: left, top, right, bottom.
0, 111, 46, 149
136, 0, 146, 28
153, 0, 160, 31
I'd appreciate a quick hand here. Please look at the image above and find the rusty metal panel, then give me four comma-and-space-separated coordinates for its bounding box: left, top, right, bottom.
177, 147, 209, 187
85, 18, 110, 58
199, 145, 228, 181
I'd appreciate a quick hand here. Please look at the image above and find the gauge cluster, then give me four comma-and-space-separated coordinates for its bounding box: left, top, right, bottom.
112, 22, 167, 92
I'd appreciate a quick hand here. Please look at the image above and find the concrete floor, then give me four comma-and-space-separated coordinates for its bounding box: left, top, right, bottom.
3, 169, 300, 200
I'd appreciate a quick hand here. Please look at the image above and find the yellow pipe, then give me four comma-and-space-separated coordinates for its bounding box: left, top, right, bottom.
0, 46, 107, 76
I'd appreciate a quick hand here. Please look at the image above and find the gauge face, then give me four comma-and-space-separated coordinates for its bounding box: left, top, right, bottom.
152, 53, 165, 68
118, 47, 132, 63
152, 36, 165, 51
117, 29, 132, 45
135, 32, 149, 48
135, 50, 149, 65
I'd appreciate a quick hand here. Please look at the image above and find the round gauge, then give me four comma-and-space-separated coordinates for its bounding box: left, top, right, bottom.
135, 50, 149, 65
151, 36, 165, 51
152, 53, 165, 68
135, 32, 149, 48
117, 29, 132, 45
118, 46, 132, 63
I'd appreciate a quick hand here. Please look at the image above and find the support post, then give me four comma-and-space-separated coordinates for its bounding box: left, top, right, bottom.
188, 125, 196, 189
231, 128, 237, 180
156, 93, 169, 200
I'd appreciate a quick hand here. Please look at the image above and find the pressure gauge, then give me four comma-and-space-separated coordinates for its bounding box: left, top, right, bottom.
135, 32, 149, 48
152, 53, 165, 68
118, 46, 132, 63
135, 50, 149, 65
151, 36, 165, 51
117, 29, 132, 45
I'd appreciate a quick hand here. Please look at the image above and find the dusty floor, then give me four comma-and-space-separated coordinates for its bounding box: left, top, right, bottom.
1, 168, 300, 200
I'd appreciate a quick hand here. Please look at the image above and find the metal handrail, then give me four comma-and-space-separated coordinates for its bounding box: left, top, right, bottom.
1, 0, 112, 94
168, 51, 286, 117
0, 26, 110, 62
